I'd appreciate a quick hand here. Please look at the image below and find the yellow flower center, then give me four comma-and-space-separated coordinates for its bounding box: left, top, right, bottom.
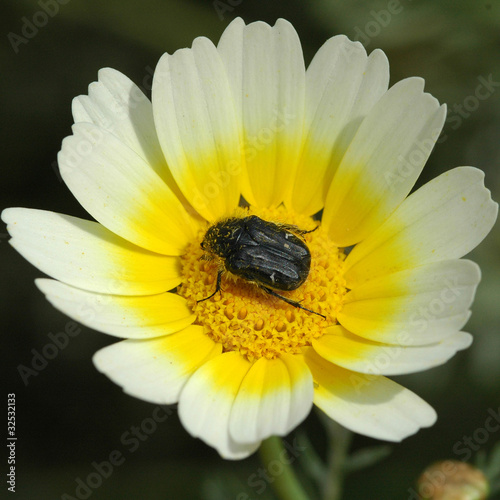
178, 207, 346, 362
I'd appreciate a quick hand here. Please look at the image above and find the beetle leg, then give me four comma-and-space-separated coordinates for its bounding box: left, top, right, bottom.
279, 222, 319, 236
260, 286, 326, 319
299, 225, 319, 235
198, 269, 223, 303
295, 224, 319, 235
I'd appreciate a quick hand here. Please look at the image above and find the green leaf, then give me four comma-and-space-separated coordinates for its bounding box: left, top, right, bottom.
344, 445, 393, 474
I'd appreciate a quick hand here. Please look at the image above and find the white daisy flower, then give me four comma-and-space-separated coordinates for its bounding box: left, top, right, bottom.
3, 18, 497, 460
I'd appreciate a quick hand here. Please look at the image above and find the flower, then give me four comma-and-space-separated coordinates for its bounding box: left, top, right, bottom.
416, 461, 489, 500
2, 18, 497, 460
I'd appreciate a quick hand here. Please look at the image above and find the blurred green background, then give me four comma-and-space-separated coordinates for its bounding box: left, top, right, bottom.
1, 0, 499, 499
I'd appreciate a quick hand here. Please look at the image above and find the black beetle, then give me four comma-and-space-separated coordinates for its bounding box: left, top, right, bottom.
199, 215, 325, 318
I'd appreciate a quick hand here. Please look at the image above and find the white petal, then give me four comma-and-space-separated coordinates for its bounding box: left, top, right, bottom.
72, 68, 189, 206
218, 18, 306, 207
35, 279, 195, 339
289, 36, 389, 215
229, 354, 313, 444
313, 326, 472, 375
2, 208, 181, 295
322, 77, 446, 246
152, 36, 242, 221
58, 122, 198, 255
345, 167, 499, 286
179, 352, 260, 460
72, 68, 165, 174
304, 348, 436, 441
339, 260, 481, 345
93, 326, 221, 404
282, 354, 315, 431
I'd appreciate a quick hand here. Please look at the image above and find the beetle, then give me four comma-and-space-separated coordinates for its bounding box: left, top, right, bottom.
198, 215, 325, 318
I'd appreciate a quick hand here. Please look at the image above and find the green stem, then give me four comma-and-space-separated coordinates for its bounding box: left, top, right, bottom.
321, 417, 352, 500
259, 436, 311, 500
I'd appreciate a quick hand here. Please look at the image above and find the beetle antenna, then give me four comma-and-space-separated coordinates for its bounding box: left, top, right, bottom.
260, 286, 326, 319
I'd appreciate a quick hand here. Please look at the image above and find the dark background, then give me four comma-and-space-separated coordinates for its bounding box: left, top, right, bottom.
1, 0, 499, 499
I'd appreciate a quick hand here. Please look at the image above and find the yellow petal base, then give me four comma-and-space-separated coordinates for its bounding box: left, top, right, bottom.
178, 207, 346, 362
